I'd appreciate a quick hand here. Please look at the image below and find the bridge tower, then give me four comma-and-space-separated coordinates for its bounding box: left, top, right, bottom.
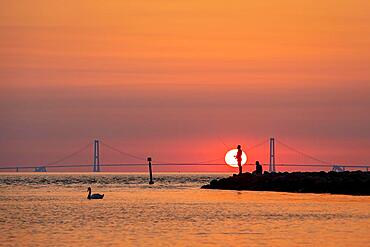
269, 137, 276, 172
93, 139, 100, 172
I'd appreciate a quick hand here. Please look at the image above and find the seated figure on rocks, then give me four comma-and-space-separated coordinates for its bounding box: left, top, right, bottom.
252, 161, 263, 175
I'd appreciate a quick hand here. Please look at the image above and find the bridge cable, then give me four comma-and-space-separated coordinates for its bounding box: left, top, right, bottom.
245, 139, 269, 151
91, 139, 268, 166
100, 142, 146, 161
276, 140, 332, 165
147, 139, 269, 165
217, 136, 232, 150
45, 143, 91, 167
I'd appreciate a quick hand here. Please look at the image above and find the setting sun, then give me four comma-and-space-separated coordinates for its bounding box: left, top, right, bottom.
225, 149, 247, 167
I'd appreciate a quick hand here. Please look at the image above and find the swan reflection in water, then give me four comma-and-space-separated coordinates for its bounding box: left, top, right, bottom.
87, 187, 104, 200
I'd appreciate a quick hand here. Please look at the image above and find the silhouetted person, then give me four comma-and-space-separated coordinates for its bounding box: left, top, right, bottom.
254, 161, 263, 175
235, 145, 243, 175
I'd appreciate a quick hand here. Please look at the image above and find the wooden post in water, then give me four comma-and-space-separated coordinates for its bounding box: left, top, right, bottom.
147, 157, 154, 184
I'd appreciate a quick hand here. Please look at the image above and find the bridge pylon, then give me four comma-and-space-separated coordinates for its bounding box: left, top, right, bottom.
269, 137, 276, 172
93, 139, 100, 172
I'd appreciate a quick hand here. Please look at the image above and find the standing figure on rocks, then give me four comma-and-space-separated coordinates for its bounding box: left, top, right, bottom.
235, 145, 243, 175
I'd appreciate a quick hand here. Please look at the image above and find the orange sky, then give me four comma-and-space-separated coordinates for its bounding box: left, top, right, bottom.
0, 1, 369, 171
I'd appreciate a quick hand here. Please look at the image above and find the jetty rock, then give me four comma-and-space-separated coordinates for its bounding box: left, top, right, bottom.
201, 171, 370, 195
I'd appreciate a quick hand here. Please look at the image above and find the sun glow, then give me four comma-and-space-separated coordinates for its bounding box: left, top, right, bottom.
225, 149, 247, 167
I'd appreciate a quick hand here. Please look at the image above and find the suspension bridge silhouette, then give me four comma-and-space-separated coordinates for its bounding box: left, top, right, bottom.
0, 138, 368, 172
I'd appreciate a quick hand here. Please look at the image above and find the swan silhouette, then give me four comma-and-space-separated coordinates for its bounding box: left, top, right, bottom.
87, 187, 104, 200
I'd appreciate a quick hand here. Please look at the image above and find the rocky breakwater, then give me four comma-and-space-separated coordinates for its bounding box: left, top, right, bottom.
201, 171, 370, 195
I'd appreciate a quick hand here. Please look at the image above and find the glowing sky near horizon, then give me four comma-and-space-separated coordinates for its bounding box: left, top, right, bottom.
0, 0, 369, 169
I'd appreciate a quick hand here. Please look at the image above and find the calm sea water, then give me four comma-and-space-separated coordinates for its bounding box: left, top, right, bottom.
0, 173, 369, 247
